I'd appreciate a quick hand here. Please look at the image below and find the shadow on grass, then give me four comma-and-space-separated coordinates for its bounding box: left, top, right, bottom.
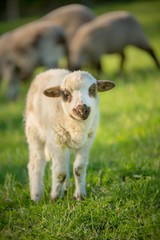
102, 65, 160, 82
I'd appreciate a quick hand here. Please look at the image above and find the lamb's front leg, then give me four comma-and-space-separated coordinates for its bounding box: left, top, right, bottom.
51, 148, 69, 201
73, 147, 90, 200
28, 141, 46, 202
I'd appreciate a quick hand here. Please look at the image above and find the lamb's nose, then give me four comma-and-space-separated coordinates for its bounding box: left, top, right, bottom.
74, 104, 91, 120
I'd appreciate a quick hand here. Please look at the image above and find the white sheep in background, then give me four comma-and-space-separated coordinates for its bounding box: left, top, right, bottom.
42, 4, 95, 69
68, 11, 160, 73
25, 69, 115, 202
42, 4, 95, 41
0, 21, 67, 100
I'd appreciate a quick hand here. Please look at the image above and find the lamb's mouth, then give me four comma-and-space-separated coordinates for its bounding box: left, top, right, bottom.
69, 113, 89, 121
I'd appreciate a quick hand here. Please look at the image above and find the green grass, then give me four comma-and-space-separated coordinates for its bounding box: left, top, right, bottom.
0, 1, 160, 239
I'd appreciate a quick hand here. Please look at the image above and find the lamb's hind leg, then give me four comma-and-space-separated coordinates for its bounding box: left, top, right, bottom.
28, 136, 46, 202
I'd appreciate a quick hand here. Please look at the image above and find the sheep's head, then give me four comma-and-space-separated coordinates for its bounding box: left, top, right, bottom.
37, 26, 67, 68
43, 71, 115, 121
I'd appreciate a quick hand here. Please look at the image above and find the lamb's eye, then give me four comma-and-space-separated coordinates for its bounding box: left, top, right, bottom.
61, 89, 72, 102
89, 83, 97, 97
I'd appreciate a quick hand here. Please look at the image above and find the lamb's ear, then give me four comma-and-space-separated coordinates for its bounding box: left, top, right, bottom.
97, 80, 115, 92
43, 86, 61, 97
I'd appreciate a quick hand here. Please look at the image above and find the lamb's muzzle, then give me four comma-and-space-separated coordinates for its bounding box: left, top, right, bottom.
73, 104, 91, 120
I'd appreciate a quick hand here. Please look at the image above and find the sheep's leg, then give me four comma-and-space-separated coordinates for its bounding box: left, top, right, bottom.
51, 148, 69, 201
28, 138, 46, 202
95, 60, 102, 74
73, 147, 90, 200
119, 52, 126, 73
6, 66, 21, 100
90, 59, 102, 75
145, 47, 160, 68
134, 41, 160, 68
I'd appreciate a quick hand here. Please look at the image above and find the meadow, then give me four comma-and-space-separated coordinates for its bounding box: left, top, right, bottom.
0, 1, 160, 239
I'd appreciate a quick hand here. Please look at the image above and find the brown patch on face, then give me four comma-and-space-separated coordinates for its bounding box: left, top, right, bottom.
89, 83, 97, 97
61, 89, 72, 103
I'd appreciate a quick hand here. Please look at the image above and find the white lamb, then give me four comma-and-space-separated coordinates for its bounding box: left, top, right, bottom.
25, 69, 115, 202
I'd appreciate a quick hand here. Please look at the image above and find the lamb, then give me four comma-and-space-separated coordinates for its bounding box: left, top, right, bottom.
68, 11, 160, 73
42, 4, 95, 41
0, 21, 67, 100
25, 69, 115, 202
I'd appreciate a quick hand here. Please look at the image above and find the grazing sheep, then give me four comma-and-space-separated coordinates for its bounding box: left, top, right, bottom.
68, 11, 160, 73
0, 21, 67, 100
25, 69, 115, 202
42, 4, 95, 40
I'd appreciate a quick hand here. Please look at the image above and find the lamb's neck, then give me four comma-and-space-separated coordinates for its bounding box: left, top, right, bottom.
51, 114, 94, 149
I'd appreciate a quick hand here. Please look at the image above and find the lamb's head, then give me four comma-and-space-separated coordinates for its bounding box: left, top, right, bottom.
43, 71, 115, 121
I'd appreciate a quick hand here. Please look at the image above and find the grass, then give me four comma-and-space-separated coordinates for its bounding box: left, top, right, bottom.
0, 1, 160, 239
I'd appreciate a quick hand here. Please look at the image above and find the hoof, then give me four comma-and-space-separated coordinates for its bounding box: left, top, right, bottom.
73, 194, 86, 201
31, 193, 42, 203
50, 197, 58, 203
50, 195, 64, 203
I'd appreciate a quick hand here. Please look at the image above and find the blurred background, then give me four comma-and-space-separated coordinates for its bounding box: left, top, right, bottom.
1, 0, 119, 21
0, 0, 159, 21
0, 0, 160, 100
